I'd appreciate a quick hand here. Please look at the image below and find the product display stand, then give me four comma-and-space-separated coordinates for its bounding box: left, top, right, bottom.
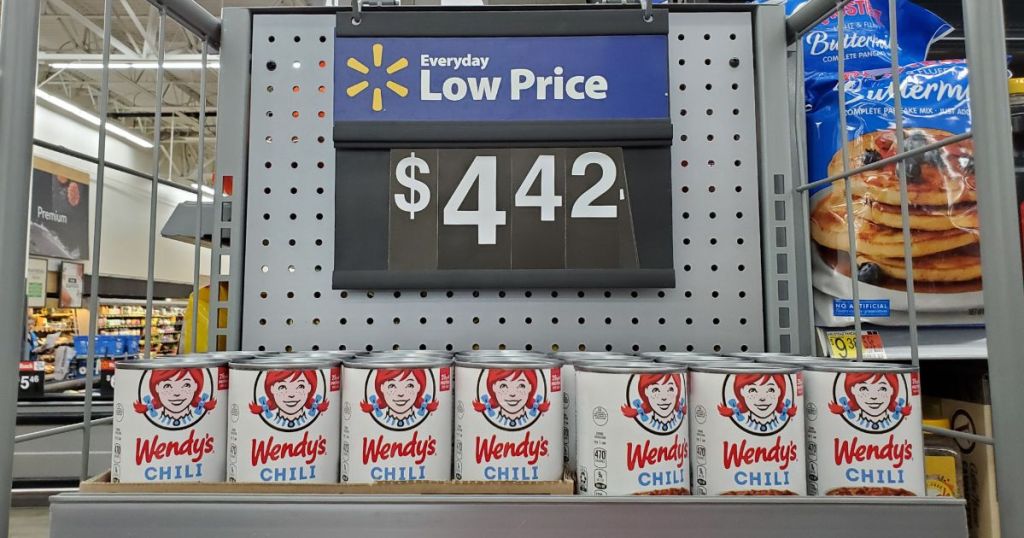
50, 494, 966, 538
5, 0, 1020, 536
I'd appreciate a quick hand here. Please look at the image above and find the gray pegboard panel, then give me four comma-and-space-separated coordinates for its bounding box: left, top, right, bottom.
241, 10, 764, 354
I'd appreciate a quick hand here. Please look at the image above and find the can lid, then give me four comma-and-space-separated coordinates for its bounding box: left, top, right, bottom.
172, 355, 231, 366
456, 353, 551, 363
575, 360, 685, 374
255, 351, 354, 360
636, 351, 703, 359
359, 350, 452, 358
751, 355, 828, 365
116, 358, 225, 370
454, 357, 561, 369
342, 355, 452, 369
653, 354, 741, 365
688, 361, 800, 375
722, 352, 796, 359
230, 357, 342, 370
804, 361, 917, 374
553, 352, 642, 364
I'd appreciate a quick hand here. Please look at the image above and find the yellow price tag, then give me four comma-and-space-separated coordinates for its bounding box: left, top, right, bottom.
825, 330, 885, 359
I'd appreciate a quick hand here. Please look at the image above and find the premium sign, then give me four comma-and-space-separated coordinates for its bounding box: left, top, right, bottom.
29, 159, 90, 261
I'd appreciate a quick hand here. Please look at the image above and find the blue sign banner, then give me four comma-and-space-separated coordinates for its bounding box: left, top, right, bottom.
832, 299, 891, 318
334, 35, 668, 122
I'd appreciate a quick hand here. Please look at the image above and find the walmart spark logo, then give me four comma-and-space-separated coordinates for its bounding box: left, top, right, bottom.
345, 43, 409, 112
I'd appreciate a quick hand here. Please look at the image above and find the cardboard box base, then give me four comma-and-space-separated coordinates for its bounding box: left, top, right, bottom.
81, 471, 574, 495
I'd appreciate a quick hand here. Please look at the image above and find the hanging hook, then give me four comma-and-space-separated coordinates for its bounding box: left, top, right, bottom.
640, 0, 653, 23
351, 0, 362, 26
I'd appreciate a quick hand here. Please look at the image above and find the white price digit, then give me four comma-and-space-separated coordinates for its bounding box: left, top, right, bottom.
570, 151, 618, 218
514, 154, 561, 221
443, 155, 507, 245
20, 376, 30, 390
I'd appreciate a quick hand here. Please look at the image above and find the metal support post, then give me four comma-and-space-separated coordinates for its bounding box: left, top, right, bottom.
143, 0, 221, 48
961, 0, 1024, 529
190, 42, 209, 352
143, 9, 167, 359
0, 1, 42, 535
80, 0, 115, 482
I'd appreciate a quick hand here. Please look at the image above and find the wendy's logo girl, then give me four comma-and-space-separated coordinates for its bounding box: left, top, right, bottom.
134, 368, 216, 430
473, 369, 550, 431
718, 373, 798, 435
360, 368, 439, 431
621, 372, 686, 435
829, 372, 912, 433
249, 370, 329, 431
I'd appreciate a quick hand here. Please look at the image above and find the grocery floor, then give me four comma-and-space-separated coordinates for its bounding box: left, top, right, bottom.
9, 508, 48, 538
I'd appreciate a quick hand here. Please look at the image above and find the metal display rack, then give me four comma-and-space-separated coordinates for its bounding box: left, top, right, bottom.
0, 0, 1021, 537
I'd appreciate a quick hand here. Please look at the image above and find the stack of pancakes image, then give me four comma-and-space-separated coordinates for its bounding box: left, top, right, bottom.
810, 127, 981, 293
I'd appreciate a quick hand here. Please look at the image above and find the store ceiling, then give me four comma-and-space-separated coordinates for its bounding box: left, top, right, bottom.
24, 0, 319, 190
14, 0, 1024, 190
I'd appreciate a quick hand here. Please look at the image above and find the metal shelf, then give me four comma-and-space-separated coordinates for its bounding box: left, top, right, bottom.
872, 326, 987, 361
49, 493, 967, 538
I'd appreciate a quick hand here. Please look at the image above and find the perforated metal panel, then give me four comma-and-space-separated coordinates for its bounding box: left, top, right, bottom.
241, 10, 765, 354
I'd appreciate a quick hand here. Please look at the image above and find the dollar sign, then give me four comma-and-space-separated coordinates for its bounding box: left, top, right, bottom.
394, 152, 431, 220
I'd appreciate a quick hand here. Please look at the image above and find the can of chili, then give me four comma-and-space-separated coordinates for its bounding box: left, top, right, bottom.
803, 362, 924, 496
111, 357, 229, 483
453, 357, 563, 482
340, 355, 453, 484
575, 360, 689, 496
227, 358, 341, 483
689, 362, 806, 495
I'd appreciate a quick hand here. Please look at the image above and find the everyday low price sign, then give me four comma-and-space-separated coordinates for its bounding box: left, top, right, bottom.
334, 35, 668, 121
332, 12, 674, 289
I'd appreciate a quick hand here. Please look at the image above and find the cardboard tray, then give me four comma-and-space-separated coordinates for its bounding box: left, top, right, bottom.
80, 470, 574, 495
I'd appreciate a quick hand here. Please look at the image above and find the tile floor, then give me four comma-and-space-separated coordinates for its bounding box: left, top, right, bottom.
9, 507, 49, 538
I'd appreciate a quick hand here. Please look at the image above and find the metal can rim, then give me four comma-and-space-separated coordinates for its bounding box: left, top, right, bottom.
575, 361, 686, 374
116, 358, 227, 370
342, 356, 453, 369
230, 358, 342, 370
803, 361, 917, 374
688, 362, 801, 375
454, 357, 562, 370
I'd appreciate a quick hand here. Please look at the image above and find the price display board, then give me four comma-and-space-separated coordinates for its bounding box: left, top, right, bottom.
823, 329, 886, 360
333, 10, 674, 289
18, 361, 46, 399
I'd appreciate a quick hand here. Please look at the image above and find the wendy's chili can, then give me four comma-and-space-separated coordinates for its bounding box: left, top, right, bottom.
340, 355, 453, 484
453, 357, 563, 482
111, 357, 229, 483
689, 362, 807, 496
803, 362, 924, 496
575, 361, 689, 496
227, 358, 341, 483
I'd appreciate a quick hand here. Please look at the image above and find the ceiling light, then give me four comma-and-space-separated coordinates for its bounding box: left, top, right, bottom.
191, 183, 215, 196
49, 62, 220, 70
35, 89, 154, 149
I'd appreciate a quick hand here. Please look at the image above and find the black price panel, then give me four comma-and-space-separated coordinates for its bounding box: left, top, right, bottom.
18, 361, 45, 399
333, 10, 674, 289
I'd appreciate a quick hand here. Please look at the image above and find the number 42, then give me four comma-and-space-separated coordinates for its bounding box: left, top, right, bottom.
444, 152, 619, 245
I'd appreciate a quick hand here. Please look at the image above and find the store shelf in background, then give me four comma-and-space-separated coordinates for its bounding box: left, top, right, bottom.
867, 326, 987, 361
48, 494, 967, 538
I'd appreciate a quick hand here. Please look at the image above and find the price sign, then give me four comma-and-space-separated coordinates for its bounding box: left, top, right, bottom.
333, 13, 674, 289
825, 330, 886, 359
18, 361, 46, 399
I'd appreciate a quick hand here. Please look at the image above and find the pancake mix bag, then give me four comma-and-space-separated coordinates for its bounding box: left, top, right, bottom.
807, 60, 980, 326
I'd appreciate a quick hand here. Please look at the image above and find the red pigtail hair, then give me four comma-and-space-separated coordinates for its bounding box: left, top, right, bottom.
359, 400, 375, 413
204, 398, 218, 411
426, 400, 439, 413
315, 398, 330, 413
900, 404, 913, 416
717, 403, 735, 417
621, 404, 640, 418
472, 399, 488, 412
536, 400, 550, 413
249, 402, 265, 415
133, 401, 149, 414
827, 401, 846, 415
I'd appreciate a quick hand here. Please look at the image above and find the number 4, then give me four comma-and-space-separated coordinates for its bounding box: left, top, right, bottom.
443, 156, 507, 245
515, 155, 561, 221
